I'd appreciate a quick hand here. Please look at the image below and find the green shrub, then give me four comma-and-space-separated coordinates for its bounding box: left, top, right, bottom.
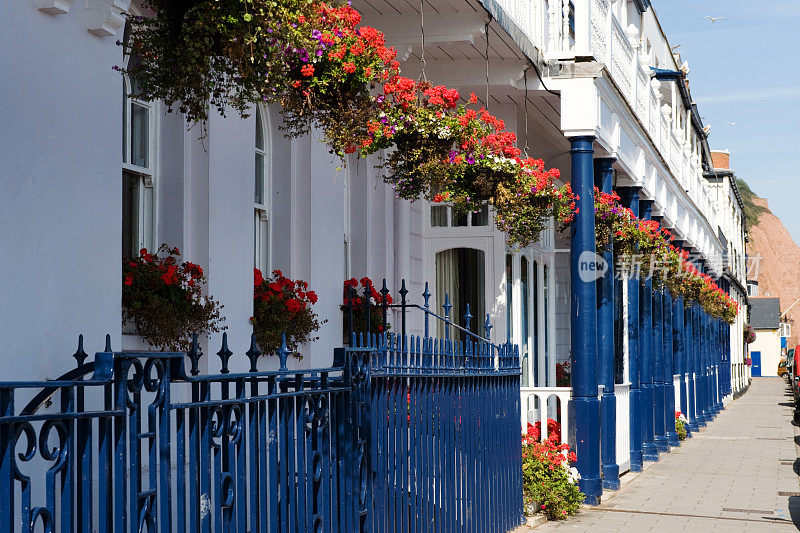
522, 429, 584, 520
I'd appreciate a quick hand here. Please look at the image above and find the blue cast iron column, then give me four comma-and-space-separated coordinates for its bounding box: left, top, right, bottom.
717, 318, 730, 412
594, 158, 620, 490
707, 312, 716, 418
620, 187, 643, 471
653, 287, 669, 452
706, 312, 714, 418
665, 291, 680, 446
675, 292, 690, 438
698, 309, 708, 426
726, 321, 732, 397
640, 201, 658, 461
714, 318, 722, 414
569, 136, 603, 505
686, 304, 699, 433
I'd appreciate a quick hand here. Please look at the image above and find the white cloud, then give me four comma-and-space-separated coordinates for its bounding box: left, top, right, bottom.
694, 86, 800, 105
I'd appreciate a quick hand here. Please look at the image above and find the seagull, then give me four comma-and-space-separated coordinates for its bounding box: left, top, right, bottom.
725, 122, 741, 126
703, 16, 726, 23
671, 44, 682, 51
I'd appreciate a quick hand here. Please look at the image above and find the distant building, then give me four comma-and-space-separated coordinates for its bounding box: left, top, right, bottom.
706, 150, 748, 393
748, 297, 782, 376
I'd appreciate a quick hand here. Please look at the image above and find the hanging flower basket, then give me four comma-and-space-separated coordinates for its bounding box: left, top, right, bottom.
593, 192, 739, 323
252, 268, 325, 357
493, 159, 576, 248
744, 324, 756, 344
363, 78, 575, 247
122, 245, 226, 351
121, 1, 398, 155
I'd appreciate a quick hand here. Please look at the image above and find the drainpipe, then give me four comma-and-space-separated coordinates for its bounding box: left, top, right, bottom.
569, 136, 603, 505
665, 290, 680, 447
595, 158, 620, 490
619, 187, 644, 471
640, 200, 659, 462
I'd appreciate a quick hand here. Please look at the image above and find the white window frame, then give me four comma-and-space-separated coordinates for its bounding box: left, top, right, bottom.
428, 204, 490, 228
122, 33, 158, 258
254, 105, 272, 272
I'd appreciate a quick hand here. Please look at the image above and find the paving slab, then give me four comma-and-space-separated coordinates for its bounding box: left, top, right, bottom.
521, 378, 800, 531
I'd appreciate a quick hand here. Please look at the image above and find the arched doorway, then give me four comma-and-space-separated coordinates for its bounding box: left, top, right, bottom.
435, 248, 486, 341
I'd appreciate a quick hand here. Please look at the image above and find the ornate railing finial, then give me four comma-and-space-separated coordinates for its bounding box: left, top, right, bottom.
217, 332, 233, 374
246, 333, 262, 373
278, 333, 289, 371
188, 333, 202, 376
72, 334, 88, 367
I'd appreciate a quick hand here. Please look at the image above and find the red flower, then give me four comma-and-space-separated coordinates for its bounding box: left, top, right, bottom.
161, 265, 178, 286
286, 299, 301, 313
124, 274, 134, 286
343, 61, 356, 74
254, 268, 264, 287
307, 291, 318, 304
301, 64, 315, 77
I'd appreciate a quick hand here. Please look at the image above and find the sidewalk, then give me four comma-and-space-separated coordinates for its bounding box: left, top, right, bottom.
531, 378, 800, 531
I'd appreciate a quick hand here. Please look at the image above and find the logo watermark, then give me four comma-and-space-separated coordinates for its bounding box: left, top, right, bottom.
578, 251, 607, 283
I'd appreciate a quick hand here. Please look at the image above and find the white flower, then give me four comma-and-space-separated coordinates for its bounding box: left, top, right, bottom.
566, 466, 580, 485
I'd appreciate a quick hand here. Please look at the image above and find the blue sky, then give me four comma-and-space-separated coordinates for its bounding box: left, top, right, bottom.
654, 1, 800, 242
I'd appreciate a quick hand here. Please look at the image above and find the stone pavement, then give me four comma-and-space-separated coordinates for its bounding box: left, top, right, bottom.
531, 377, 800, 532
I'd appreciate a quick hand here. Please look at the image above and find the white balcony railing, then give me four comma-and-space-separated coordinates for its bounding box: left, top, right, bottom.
520, 387, 571, 445
492, 0, 717, 235
614, 383, 631, 472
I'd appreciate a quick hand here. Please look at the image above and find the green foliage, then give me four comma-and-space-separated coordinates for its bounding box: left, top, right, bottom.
121, 1, 398, 156
522, 432, 584, 520
676, 418, 687, 440
736, 178, 768, 231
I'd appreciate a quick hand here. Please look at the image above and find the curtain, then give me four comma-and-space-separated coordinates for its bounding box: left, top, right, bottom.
435, 248, 485, 341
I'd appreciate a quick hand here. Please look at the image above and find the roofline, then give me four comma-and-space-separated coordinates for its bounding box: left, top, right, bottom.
703, 169, 746, 213
650, 68, 713, 170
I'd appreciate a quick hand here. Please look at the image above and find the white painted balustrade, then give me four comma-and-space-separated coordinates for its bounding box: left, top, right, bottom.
491, 0, 712, 240
614, 383, 631, 472
520, 387, 571, 445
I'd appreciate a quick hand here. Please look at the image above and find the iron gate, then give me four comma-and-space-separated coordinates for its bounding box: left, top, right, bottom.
0, 284, 522, 532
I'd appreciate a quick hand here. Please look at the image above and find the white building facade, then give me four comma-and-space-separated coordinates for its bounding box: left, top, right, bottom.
1, 0, 746, 506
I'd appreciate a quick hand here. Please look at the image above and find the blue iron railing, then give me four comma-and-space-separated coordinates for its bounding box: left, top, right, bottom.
0, 280, 522, 532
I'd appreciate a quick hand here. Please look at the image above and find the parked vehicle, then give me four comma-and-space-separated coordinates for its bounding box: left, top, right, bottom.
792, 347, 800, 408
778, 358, 789, 378
788, 349, 795, 385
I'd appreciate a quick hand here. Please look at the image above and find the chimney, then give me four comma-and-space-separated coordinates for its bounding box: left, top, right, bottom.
711, 149, 730, 170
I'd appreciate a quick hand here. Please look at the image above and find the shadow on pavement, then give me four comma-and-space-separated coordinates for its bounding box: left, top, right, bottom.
787, 496, 800, 529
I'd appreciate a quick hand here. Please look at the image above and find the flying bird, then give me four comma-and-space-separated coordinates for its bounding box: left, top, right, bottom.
725, 122, 741, 126
671, 44, 682, 51
703, 16, 726, 23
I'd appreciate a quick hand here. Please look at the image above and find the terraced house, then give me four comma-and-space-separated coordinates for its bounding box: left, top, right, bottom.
0, 0, 748, 529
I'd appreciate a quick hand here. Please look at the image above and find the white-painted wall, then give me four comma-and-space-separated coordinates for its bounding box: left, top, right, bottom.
750, 329, 781, 377
0, 2, 124, 378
